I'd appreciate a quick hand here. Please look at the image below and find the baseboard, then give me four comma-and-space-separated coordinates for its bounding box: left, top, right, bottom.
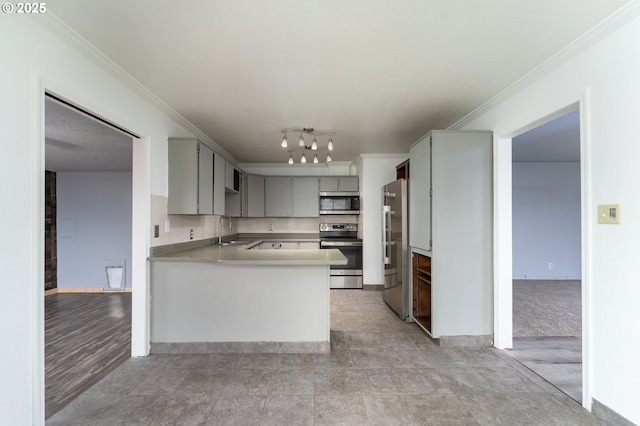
363, 284, 383, 291
151, 341, 330, 354
591, 399, 637, 426
438, 335, 493, 347
45, 287, 132, 295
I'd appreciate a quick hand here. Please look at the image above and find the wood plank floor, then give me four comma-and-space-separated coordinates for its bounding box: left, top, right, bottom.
507, 336, 582, 402
45, 293, 131, 419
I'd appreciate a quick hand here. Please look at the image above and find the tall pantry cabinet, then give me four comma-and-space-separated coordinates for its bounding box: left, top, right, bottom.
409, 130, 493, 342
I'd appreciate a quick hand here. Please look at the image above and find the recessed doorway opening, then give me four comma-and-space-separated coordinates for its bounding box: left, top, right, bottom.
507, 108, 583, 402
44, 93, 136, 418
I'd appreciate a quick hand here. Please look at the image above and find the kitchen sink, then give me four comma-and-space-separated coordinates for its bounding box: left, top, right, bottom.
220, 240, 253, 246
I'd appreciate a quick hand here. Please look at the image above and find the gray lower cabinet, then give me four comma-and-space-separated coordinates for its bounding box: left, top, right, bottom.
168, 138, 213, 215
298, 241, 320, 249
258, 241, 318, 249
292, 177, 319, 217
259, 241, 298, 249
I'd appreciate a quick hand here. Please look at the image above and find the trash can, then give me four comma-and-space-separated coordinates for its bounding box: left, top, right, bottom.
104, 259, 126, 291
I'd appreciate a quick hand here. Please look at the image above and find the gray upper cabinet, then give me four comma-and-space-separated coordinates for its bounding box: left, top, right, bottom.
225, 161, 240, 193
264, 176, 320, 217
198, 145, 214, 215
213, 153, 226, 215
319, 177, 338, 192
338, 176, 359, 192
167, 138, 213, 215
410, 131, 492, 252
246, 174, 265, 217
292, 177, 320, 217
409, 135, 431, 249
225, 171, 244, 217
319, 176, 358, 192
265, 176, 292, 217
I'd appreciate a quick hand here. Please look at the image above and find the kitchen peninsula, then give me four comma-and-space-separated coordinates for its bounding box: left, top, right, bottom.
148, 238, 346, 353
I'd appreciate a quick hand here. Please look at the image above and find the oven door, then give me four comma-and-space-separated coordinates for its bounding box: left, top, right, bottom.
320, 241, 363, 289
320, 241, 362, 270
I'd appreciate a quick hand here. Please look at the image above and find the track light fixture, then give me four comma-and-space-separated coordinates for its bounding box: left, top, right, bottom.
280, 127, 336, 164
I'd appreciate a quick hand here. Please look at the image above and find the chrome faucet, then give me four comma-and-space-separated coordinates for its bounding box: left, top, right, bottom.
218, 215, 224, 244
218, 215, 232, 244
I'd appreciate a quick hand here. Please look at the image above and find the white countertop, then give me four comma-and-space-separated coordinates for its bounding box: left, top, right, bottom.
149, 242, 347, 266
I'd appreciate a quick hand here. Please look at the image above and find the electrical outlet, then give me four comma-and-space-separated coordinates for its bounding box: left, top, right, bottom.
165, 220, 171, 233
548, 263, 553, 270
598, 204, 621, 224
189, 229, 194, 240
154, 225, 159, 238
268, 224, 274, 231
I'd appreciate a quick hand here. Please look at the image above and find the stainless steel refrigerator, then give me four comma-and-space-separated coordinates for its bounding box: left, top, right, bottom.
382, 179, 410, 320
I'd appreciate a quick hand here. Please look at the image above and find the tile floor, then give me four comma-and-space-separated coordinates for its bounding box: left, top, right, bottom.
47, 290, 604, 425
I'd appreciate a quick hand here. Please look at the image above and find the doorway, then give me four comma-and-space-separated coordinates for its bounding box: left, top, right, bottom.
507, 109, 583, 402
44, 94, 136, 418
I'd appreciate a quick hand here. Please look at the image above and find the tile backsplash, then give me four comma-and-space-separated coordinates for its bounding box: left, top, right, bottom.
237, 217, 320, 234
150, 195, 236, 246
151, 194, 360, 245
237, 215, 358, 234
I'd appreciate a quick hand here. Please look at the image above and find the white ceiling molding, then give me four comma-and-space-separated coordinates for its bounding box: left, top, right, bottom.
30, 12, 238, 165
448, 0, 640, 131
359, 154, 409, 159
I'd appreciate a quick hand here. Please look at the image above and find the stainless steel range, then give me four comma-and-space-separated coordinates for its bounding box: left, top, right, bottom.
320, 223, 363, 289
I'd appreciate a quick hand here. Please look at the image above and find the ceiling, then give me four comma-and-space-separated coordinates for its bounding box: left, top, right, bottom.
513, 109, 580, 162
45, 0, 628, 165
45, 97, 133, 171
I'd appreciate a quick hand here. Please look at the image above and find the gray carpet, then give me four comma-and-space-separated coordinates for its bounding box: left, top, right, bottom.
513, 280, 582, 337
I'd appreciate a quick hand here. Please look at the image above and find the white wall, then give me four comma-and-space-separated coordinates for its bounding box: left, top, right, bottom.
0, 14, 224, 423
357, 155, 409, 287
456, 6, 640, 422
57, 172, 132, 288
512, 162, 581, 279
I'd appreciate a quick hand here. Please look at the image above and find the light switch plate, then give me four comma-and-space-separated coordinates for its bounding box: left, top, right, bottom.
598, 204, 621, 224
165, 220, 171, 233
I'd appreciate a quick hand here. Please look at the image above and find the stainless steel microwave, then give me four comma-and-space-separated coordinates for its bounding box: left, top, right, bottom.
319, 192, 360, 215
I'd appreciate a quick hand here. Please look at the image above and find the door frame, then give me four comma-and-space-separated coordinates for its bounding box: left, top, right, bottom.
493, 92, 592, 409
33, 76, 150, 420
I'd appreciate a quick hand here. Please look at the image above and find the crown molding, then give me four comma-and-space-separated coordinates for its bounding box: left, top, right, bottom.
239, 161, 353, 168
30, 12, 236, 164
359, 154, 409, 159
449, 0, 640, 130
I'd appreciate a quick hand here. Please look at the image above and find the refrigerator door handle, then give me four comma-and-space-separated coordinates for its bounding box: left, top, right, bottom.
382, 204, 391, 264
